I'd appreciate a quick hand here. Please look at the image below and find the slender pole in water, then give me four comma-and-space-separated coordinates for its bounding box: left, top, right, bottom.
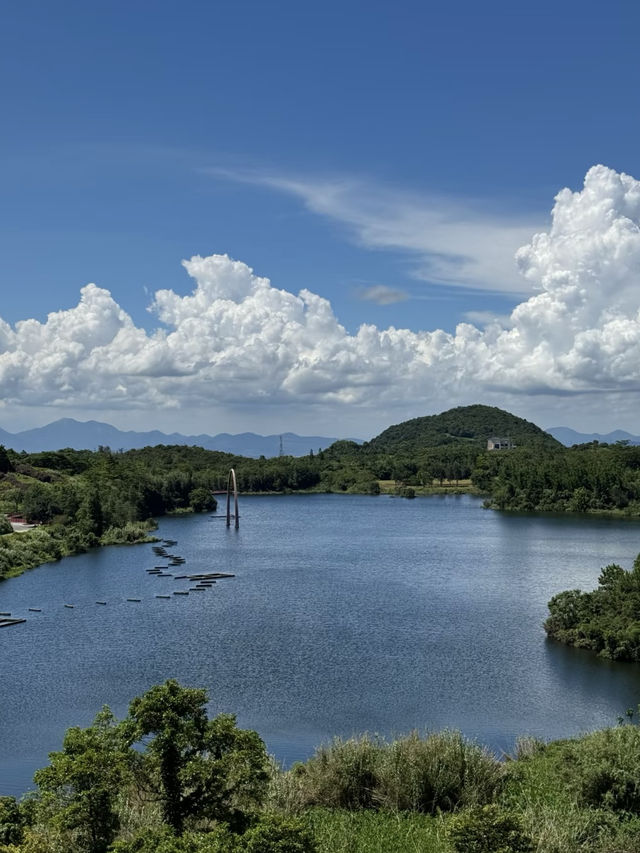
226, 468, 239, 529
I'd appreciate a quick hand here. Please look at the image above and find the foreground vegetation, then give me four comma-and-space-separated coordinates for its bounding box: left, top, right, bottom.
2, 680, 640, 853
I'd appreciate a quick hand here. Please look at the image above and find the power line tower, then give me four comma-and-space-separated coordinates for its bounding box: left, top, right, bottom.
279, 435, 284, 457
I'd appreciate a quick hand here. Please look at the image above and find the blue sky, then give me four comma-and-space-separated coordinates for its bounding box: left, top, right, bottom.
1, 1, 640, 437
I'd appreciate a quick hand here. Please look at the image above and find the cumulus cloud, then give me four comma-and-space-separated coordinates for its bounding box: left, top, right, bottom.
1, 165, 640, 423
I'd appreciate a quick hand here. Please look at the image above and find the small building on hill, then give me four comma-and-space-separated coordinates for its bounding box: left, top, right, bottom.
487, 436, 515, 450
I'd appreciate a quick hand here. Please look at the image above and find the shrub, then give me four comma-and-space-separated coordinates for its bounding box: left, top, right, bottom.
447, 805, 533, 853
291, 736, 383, 810
567, 726, 640, 812
276, 731, 502, 816
375, 731, 503, 814
109, 826, 234, 852
239, 814, 316, 852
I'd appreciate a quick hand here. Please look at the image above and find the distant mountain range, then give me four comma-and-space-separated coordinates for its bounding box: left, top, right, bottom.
2, 416, 636, 456
0, 419, 354, 457
546, 426, 640, 446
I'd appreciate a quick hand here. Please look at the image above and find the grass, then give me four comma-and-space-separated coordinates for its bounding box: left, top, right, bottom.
304, 808, 447, 853
265, 726, 640, 853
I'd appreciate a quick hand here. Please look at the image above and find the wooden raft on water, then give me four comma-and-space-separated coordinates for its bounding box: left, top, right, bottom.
0, 617, 26, 628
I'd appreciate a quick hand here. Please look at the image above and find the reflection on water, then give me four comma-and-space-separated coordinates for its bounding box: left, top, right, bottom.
2, 494, 640, 795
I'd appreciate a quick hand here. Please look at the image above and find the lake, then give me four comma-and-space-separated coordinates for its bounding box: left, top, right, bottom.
2, 493, 640, 796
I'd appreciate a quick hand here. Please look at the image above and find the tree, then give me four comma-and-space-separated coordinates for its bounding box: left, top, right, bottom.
189, 488, 217, 513
0, 795, 25, 846
0, 445, 11, 474
76, 487, 104, 537
128, 680, 268, 835
33, 707, 131, 853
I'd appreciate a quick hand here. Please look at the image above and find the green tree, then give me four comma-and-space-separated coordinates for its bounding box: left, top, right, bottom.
0, 445, 11, 474
0, 795, 25, 846
189, 488, 217, 513
76, 487, 105, 537
128, 680, 268, 835
33, 707, 131, 853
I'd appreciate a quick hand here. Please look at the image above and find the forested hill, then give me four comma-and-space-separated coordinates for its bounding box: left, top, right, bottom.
366, 405, 561, 453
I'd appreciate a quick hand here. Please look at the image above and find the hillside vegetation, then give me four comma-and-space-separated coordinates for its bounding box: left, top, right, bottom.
366, 404, 561, 453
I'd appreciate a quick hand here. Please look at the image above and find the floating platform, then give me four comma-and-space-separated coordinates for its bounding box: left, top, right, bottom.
0, 617, 26, 627
188, 572, 234, 580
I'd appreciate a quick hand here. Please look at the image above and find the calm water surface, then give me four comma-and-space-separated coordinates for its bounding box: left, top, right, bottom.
2, 494, 640, 796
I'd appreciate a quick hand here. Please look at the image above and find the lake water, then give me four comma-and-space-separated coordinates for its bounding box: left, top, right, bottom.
2, 493, 640, 796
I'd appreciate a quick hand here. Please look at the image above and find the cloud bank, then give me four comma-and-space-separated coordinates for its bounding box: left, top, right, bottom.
1, 166, 639, 426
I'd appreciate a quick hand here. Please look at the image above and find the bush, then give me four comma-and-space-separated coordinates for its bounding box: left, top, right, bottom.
447, 805, 533, 853
563, 726, 640, 813
290, 736, 383, 810
375, 731, 503, 814
109, 826, 234, 852
239, 814, 316, 852
275, 731, 502, 815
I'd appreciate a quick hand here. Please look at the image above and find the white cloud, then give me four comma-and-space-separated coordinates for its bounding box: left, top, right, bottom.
1, 166, 640, 431
357, 285, 408, 305
463, 310, 513, 327
209, 167, 540, 295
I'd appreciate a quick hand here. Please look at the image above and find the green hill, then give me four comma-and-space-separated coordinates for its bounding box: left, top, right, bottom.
366, 404, 561, 453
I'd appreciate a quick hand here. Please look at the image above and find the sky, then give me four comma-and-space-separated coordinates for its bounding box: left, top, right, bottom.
1, 0, 640, 438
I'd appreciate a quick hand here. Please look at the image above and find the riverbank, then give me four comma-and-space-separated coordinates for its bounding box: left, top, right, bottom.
0, 520, 157, 581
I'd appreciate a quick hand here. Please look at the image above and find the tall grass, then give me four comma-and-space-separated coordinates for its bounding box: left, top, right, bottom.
304, 808, 447, 853
269, 730, 502, 815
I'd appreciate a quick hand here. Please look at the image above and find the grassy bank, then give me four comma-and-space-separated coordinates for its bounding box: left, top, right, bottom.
7, 714, 640, 852
0, 521, 157, 581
